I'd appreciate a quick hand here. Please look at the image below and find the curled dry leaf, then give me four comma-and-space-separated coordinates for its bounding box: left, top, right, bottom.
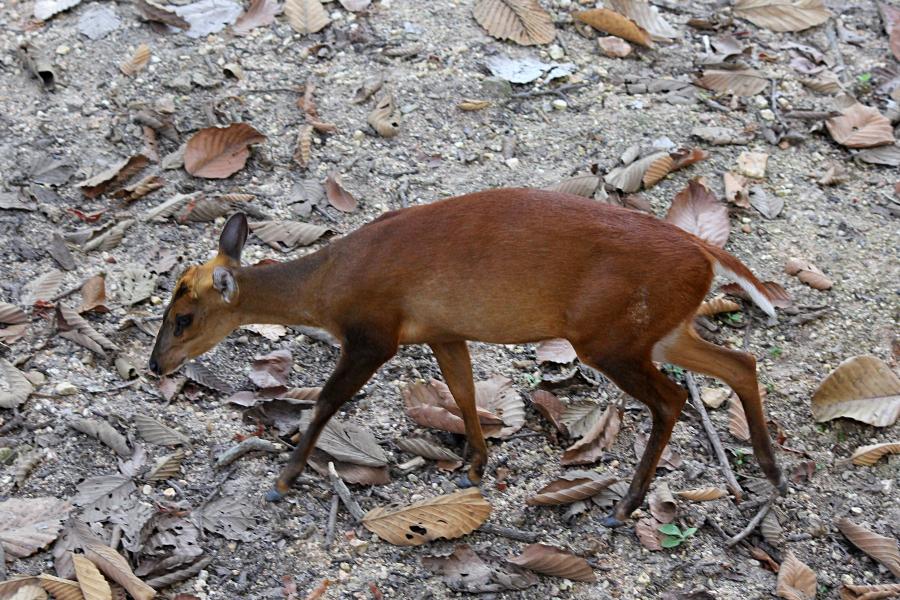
284, 0, 329, 34
665, 178, 730, 248
293, 125, 312, 168
734, 0, 831, 32
604, 151, 668, 193
78, 275, 108, 314
362, 488, 491, 546
635, 517, 664, 551
0, 497, 71, 558
526, 471, 618, 505
249, 349, 292, 388
777, 551, 817, 600
395, 437, 463, 462
634, 434, 682, 470
184, 123, 265, 178
841, 582, 900, 600
324, 173, 358, 212
79, 154, 149, 198
73, 553, 113, 600
561, 405, 622, 466
696, 68, 768, 96
849, 442, 900, 466
473, 0, 556, 46
597, 36, 633, 57
648, 482, 676, 523
147, 448, 185, 481
837, 518, 900, 577
249, 220, 330, 250
697, 295, 741, 316
575, 9, 652, 47
133, 413, 190, 446
0, 359, 34, 408
607, 0, 677, 41
530, 390, 566, 434
83, 542, 156, 600
457, 99, 491, 111
670, 147, 709, 171
784, 258, 833, 290
508, 543, 595, 582
826, 104, 895, 149
70, 418, 131, 457
728, 396, 751, 441
643, 154, 674, 188
723, 171, 749, 205
761, 509, 784, 546
120, 44, 150, 76
536, 338, 577, 364
545, 174, 601, 198
675, 487, 728, 501
233, 0, 280, 35
403, 379, 502, 438
367, 93, 401, 138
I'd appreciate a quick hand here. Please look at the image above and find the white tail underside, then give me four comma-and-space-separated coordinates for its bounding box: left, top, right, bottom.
713, 262, 776, 317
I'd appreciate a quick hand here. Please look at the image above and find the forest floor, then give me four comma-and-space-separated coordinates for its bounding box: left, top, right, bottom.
0, 0, 898, 598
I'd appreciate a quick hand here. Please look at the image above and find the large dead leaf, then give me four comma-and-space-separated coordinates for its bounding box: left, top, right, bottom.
307, 449, 390, 485
675, 487, 728, 501
0, 497, 71, 558
837, 518, 900, 577
607, 0, 677, 41
575, 8, 652, 47
36, 575, 84, 600
841, 582, 900, 600
734, 0, 831, 32
881, 3, 900, 61
57, 305, 117, 356
635, 517, 664, 551
249, 220, 329, 250
849, 442, 900, 466
184, 123, 265, 178
284, 0, 329, 34
72, 476, 136, 523
696, 68, 768, 96
473, 0, 555, 46
545, 174, 601, 198
23, 269, 63, 306
82, 542, 156, 600
198, 496, 256, 542
826, 104, 895, 149
474, 375, 525, 438
761, 510, 784, 546
423, 544, 537, 592
535, 339, 577, 364
0, 359, 34, 408
561, 405, 622, 466
396, 437, 463, 462
78, 155, 149, 198
73, 553, 113, 600
133, 413, 190, 446
526, 471, 618, 505
604, 151, 668, 193
299, 412, 388, 467
249, 349, 292, 388
784, 258, 832, 290
402, 379, 505, 438
233, 0, 280, 35
367, 92, 401, 138
777, 551, 817, 599
648, 482, 676, 523
70, 418, 131, 457
665, 178, 730, 248
811, 355, 900, 427
530, 390, 566, 434
507, 543, 595, 582
362, 488, 490, 546
78, 275, 108, 314
324, 173, 358, 212
0, 302, 27, 325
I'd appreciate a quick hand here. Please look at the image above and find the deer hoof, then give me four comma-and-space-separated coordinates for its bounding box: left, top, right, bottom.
600, 515, 625, 529
456, 474, 478, 489
265, 488, 285, 503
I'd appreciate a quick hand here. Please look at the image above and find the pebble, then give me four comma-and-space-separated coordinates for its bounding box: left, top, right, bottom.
505, 157, 520, 169
163, 487, 176, 498
339, 562, 352, 573
760, 109, 775, 121
551, 99, 568, 111
850, 506, 863, 514
548, 45, 565, 60
55, 382, 77, 396
142, 484, 152, 495
481, 76, 512, 98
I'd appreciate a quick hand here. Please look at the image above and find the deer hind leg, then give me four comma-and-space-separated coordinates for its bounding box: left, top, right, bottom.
573, 345, 688, 527
430, 341, 489, 487
266, 333, 396, 502
657, 324, 786, 493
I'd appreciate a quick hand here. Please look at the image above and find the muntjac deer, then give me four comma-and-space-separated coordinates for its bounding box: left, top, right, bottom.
149, 188, 786, 526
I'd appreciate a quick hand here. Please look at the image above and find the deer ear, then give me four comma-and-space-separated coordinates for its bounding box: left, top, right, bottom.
212, 266, 237, 303
218, 213, 248, 262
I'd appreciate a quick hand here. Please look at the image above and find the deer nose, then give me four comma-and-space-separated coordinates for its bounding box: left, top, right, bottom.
148, 357, 160, 375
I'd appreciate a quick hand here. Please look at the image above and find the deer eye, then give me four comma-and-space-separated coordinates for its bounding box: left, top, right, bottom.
174, 314, 193, 336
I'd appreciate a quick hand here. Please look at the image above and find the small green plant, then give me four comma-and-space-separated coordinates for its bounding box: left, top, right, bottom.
732, 448, 748, 466
723, 312, 743, 325
658, 524, 697, 548
768, 345, 783, 359
857, 72, 872, 84
522, 373, 541, 388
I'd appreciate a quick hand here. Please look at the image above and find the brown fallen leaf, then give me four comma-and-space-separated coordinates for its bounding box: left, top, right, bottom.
761, 510, 784, 546
849, 442, 900, 466
536, 338, 577, 364
78, 154, 150, 198
402, 379, 506, 438
607, 0, 677, 41
837, 518, 900, 577
184, 123, 266, 179
696, 68, 768, 96
120, 44, 150, 76
292, 125, 313, 168
362, 488, 491, 546
642, 154, 674, 188
472, 0, 556, 46
367, 92, 401, 138
697, 295, 741, 316
324, 172, 358, 212
36, 574, 84, 600
598, 36, 633, 57
604, 151, 669, 193
233, 0, 280, 35
841, 582, 900, 600
284, 0, 329, 34
675, 487, 728, 501
665, 178, 730, 248
508, 543, 596, 582
530, 390, 566, 434
724, 172, 751, 208
73, 553, 113, 600
307, 449, 390, 485
396, 436, 463, 463
826, 103, 895, 149
811, 356, 900, 427
112, 174, 164, 203
457, 99, 491, 111
250, 220, 330, 250
648, 482, 676, 523
561, 405, 622, 466
423, 544, 537, 593
545, 174, 601, 198
776, 551, 817, 600
77, 275, 108, 314
880, 3, 900, 61
784, 258, 833, 290
249, 349, 292, 388
526, 471, 618, 505
576, 8, 653, 47
635, 517, 664, 551
634, 434, 682, 470
669, 147, 709, 171
0, 497, 71, 558
734, 0, 831, 32
818, 162, 848, 186
83, 542, 155, 600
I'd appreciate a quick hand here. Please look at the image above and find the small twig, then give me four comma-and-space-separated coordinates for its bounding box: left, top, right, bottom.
768, 79, 786, 128
685, 373, 744, 502
85, 380, 141, 394
145, 556, 213, 589
508, 82, 590, 101
214, 436, 279, 468
505, 430, 543, 440
825, 19, 846, 81
0, 411, 23, 434
726, 492, 777, 547
698, 95, 730, 112
324, 493, 339, 550
328, 462, 364, 521
50, 284, 81, 303
784, 110, 840, 120
0, 542, 6, 580
742, 315, 753, 352
477, 523, 540, 543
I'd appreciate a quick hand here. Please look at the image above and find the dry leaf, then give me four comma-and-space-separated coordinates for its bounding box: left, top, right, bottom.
36, 575, 85, 600
199, 496, 256, 541
697, 295, 741, 316
700, 386, 730, 409
784, 258, 833, 290
57, 305, 117, 356
508, 543, 595, 582
545, 174, 601, 198
112, 174, 164, 202
79, 275, 108, 314
811, 355, 900, 427
147, 448, 185, 481
457, 99, 491, 111
841, 582, 900, 600
299, 412, 388, 467
837, 518, 900, 577
362, 488, 491, 546
72, 476, 136, 523
849, 442, 900, 466
604, 151, 668, 193
881, 3, 900, 61
561, 405, 622, 466
308, 449, 390, 485
648, 482, 676, 523
0, 302, 27, 325
249, 349, 292, 388
735, 0, 831, 33
292, 125, 312, 168
133, 413, 190, 446
777, 551, 817, 599
339, 0, 370, 11
634, 434, 682, 470
826, 104, 895, 149
23, 269, 63, 306
0, 359, 34, 408
324, 172, 358, 212
0, 497, 71, 558
284, 0, 329, 33
233, 0, 280, 35
73, 553, 113, 600
184, 123, 265, 178
669, 147, 709, 171
748, 186, 782, 220
675, 487, 728, 501
249, 220, 329, 250
761, 510, 784, 546
395, 437, 463, 462
78, 155, 149, 198
473, 0, 556, 46
728, 396, 750, 441
575, 8, 653, 47
423, 544, 537, 593
120, 44, 150, 76
597, 36, 633, 57
82, 542, 156, 600
635, 517, 664, 551
526, 471, 619, 505
70, 418, 131, 457
801, 70, 842, 94
536, 338, 577, 364
402, 379, 504, 438
530, 390, 566, 434
367, 92, 401, 138
665, 178, 730, 248
696, 68, 768, 96
643, 154, 674, 188
0, 303, 28, 344
607, 0, 677, 41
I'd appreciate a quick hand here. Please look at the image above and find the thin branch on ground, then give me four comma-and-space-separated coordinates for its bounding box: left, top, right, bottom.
324, 493, 339, 550
726, 492, 778, 547
477, 523, 540, 543
328, 462, 365, 521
